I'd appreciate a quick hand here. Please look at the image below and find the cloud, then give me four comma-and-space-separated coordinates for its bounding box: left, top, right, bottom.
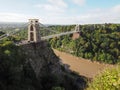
44, 4, 120, 24
35, 4, 65, 13
0, 4, 120, 25
112, 5, 120, 13
48, 0, 67, 8
71, 5, 120, 24
0, 13, 39, 22
35, 0, 67, 14
72, 0, 86, 6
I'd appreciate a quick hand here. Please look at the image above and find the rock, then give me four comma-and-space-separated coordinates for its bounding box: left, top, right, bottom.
20, 41, 62, 78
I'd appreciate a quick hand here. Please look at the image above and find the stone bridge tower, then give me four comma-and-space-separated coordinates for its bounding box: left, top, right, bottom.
28, 19, 41, 42
72, 24, 81, 40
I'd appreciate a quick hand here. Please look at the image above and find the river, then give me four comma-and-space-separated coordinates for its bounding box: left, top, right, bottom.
53, 49, 113, 79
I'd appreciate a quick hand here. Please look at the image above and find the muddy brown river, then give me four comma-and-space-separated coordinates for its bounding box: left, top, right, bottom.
53, 49, 113, 79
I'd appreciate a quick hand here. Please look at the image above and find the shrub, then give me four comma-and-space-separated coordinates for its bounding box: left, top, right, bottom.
87, 66, 120, 90
52, 86, 65, 90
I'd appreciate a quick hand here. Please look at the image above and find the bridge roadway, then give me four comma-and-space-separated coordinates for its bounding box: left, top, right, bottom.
0, 30, 78, 41
41, 30, 77, 40
15, 30, 78, 46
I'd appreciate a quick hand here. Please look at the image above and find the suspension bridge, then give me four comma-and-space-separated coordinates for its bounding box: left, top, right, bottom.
0, 19, 80, 43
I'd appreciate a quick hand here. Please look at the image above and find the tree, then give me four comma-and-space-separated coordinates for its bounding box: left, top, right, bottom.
88, 66, 120, 90
49, 24, 120, 64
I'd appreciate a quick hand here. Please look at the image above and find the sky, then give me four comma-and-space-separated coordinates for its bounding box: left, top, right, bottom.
0, 0, 120, 24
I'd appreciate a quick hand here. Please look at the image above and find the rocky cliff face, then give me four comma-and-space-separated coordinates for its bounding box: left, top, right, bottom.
19, 41, 87, 90
20, 41, 62, 78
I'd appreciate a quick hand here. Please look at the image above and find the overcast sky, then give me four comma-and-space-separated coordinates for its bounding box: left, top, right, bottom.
0, 0, 120, 24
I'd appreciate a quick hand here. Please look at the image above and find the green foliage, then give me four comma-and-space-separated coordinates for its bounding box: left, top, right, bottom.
4, 49, 11, 55
16, 29, 27, 40
49, 24, 120, 64
87, 66, 120, 90
0, 40, 39, 90
52, 87, 65, 90
0, 31, 5, 36
40, 74, 59, 90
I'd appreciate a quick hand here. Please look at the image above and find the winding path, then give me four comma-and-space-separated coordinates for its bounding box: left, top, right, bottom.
53, 49, 113, 79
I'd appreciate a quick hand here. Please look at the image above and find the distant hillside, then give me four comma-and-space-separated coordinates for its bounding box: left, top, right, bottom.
0, 22, 27, 29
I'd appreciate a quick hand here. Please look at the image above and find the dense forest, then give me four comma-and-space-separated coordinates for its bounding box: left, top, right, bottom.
49, 24, 120, 64
0, 35, 41, 90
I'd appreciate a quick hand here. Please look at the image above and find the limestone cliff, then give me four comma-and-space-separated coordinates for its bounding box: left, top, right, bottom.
19, 41, 87, 90
20, 41, 62, 78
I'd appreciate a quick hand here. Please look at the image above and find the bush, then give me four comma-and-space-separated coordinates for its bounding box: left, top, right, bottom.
87, 66, 120, 90
52, 87, 65, 90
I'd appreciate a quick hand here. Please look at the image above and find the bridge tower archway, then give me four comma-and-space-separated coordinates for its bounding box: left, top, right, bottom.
72, 24, 81, 40
75, 24, 80, 32
28, 19, 41, 42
